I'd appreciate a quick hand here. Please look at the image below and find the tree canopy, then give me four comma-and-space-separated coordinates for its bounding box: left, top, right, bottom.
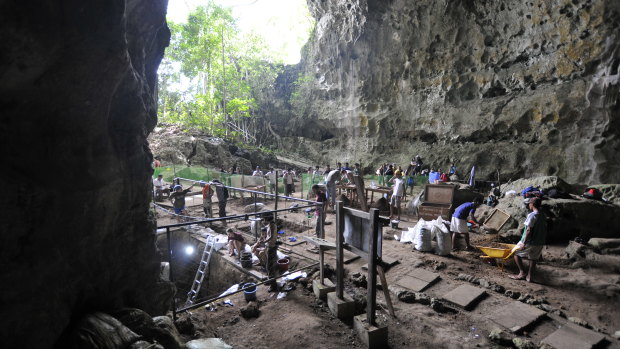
158, 1, 285, 142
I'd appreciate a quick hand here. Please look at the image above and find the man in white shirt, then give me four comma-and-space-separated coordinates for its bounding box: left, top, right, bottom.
388, 172, 405, 220
252, 166, 263, 176
283, 169, 295, 197
325, 169, 347, 208
265, 168, 277, 194
153, 174, 169, 201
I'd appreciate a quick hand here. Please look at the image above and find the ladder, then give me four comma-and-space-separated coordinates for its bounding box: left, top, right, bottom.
185, 235, 215, 306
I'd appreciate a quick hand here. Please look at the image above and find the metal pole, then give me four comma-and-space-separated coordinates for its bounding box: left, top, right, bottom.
155, 203, 316, 229
274, 170, 278, 222
166, 227, 177, 321
177, 262, 319, 313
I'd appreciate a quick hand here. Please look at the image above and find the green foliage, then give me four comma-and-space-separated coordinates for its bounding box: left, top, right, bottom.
158, 0, 287, 140
289, 72, 316, 117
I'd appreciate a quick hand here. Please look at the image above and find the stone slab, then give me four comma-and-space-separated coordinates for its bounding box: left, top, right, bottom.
361, 255, 400, 271
488, 301, 546, 333
353, 314, 389, 349
441, 284, 486, 311
395, 275, 432, 292
313, 278, 335, 300
407, 268, 440, 283
327, 292, 356, 320
541, 322, 605, 349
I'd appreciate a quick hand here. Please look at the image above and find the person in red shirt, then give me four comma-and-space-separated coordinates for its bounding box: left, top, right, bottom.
201, 181, 213, 218
439, 169, 449, 182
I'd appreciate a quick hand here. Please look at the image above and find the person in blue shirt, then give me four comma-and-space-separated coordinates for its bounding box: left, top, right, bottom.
450, 197, 482, 251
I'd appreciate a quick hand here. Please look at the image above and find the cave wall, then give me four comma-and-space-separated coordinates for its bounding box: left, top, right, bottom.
269, 0, 620, 184
0, 0, 171, 347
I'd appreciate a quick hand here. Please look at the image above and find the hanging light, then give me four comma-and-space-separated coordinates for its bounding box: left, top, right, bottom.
184, 245, 195, 255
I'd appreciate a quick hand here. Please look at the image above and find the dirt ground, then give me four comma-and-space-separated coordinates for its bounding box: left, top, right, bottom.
156, 187, 620, 349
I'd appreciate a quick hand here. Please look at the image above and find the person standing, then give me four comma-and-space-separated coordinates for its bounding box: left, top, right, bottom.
265, 168, 277, 194
510, 198, 547, 282
283, 169, 295, 197
388, 172, 405, 220
312, 185, 327, 238
325, 168, 345, 208
252, 166, 263, 176
450, 198, 482, 251
405, 159, 416, 195
201, 181, 214, 218
169, 183, 195, 222
263, 214, 279, 292
212, 180, 229, 218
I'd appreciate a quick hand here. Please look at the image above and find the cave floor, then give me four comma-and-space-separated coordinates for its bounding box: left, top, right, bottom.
156, 192, 620, 349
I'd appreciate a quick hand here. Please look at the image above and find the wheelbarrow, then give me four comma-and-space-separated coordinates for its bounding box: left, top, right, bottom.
476, 243, 517, 271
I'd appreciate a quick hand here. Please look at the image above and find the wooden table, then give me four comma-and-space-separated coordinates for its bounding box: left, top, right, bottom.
337, 184, 358, 205
365, 186, 392, 205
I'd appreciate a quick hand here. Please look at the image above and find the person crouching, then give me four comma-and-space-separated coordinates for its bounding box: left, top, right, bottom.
226, 228, 246, 260
450, 197, 482, 251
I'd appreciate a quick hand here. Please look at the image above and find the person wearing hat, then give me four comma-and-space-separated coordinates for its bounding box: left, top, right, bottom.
510, 197, 547, 282
169, 183, 195, 221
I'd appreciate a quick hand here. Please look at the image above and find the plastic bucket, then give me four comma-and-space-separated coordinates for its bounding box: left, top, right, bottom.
391, 220, 400, 229
243, 282, 257, 302
277, 258, 290, 272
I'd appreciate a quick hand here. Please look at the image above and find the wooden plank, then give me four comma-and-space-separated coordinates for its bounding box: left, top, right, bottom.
377, 265, 396, 318
343, 244, 369, 262
346, 207, 371, 219
336, 201, 345, 299
354, 175, 368, 211
344, 255, 361, 264
367, 208, 379, 326
302, 236, 336, 249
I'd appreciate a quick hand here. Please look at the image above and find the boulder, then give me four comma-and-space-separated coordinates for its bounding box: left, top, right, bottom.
480, 193, 620, 242
62, 312, 141, 349
589, 184, 620, 206
244, 202, 266, 213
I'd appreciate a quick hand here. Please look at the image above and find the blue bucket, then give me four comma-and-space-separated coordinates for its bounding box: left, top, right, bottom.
243, 282, 257, 302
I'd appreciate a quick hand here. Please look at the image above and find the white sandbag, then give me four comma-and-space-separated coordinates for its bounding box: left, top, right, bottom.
434, 225, 452, 255
413, 221, 433, 252
400, 227, 416, 243
402, 218, 426, 244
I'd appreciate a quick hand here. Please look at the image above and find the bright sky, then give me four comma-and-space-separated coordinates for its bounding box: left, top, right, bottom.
166, 0, 314, 64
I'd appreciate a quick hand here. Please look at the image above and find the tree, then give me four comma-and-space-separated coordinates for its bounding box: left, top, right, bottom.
158, 1, 284, 142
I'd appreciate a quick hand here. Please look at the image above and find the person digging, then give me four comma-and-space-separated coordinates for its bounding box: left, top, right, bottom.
450, 197, 482, 251
509, 197, 547, 282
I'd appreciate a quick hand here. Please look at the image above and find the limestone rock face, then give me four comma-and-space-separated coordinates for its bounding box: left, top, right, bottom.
0, 0, 170, 347
268, 0, 620, 184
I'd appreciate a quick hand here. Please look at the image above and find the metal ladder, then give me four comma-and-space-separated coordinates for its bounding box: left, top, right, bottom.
185, 235, 215, 306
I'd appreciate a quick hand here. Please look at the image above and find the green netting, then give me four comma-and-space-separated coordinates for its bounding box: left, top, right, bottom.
153, 166, 233, 184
